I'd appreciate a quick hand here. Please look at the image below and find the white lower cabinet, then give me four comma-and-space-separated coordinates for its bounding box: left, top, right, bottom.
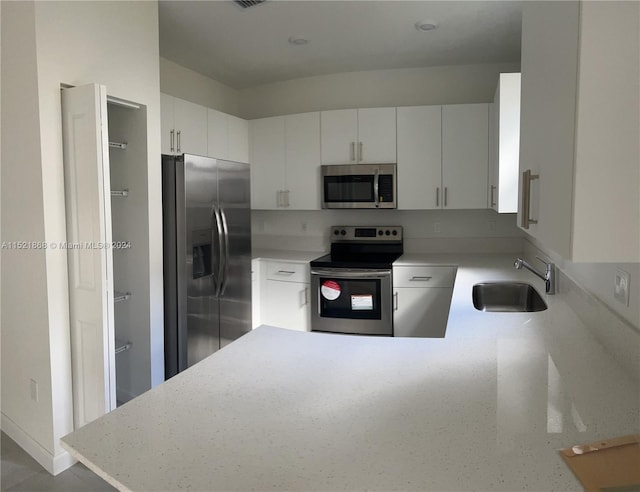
260, 260, 310, 331
393, 266, 456, 338
251, 259, 261, 329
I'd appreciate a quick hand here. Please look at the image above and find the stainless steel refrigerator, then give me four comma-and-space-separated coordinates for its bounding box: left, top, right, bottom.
162, 154, 252, 379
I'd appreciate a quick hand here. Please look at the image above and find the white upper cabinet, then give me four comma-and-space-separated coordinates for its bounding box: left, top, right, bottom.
161, 94, 249, 162
227, 115, 249, 164
489, 73, 521, 213
442, 104, 489, 209
320, 108, 396, 164
397, 104, 488, 210
250, 116, 286, 210
519, 1, 639, 261
285, 112, 321, 210
320, 109, 358, 164
207, 109, 249, 163
249, 112, 321, 210
207, 108, 227, 160
397, 106, 442, 210
160, 93, 175, 155
162, 96, 207, 156
356, 108, 397, 163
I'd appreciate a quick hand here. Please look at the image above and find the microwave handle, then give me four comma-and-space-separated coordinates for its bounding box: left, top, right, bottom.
374, 168, 380, 208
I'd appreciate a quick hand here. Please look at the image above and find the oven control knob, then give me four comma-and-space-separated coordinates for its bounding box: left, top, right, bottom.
392, 230, 398, 236
385, 230, 390, 236
340, 229, 346, 236
378, 230, 383, 236
334, 229, 340, 235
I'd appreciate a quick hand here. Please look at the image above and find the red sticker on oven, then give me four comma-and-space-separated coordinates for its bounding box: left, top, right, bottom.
321, 280, 341, 300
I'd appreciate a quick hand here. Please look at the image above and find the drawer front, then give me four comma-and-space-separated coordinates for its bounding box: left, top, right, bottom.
265, 261, 309, 283
393, 266, 456, 288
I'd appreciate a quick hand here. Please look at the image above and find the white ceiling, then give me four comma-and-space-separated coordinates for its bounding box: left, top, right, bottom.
159, 0, 522, 89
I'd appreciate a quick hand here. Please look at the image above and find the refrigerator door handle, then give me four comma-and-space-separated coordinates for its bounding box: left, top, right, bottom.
212, 206, 225, 297
219, 207, 230, 296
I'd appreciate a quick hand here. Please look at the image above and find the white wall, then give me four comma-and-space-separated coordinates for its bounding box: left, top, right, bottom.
1, 0, 58, 463
253, 210, 523, 254
1, 0, 163, 474
160, 57, 241, 116
238, 62, 520, 119
524, 238, 639, 331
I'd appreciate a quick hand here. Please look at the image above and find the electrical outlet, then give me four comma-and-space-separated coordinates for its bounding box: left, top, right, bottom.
30, 379, 39, 402
434, 222, 441, 233
614, 269, 630, 306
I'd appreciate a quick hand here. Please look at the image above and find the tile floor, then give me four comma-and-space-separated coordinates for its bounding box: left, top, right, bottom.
1, 432, 115, 491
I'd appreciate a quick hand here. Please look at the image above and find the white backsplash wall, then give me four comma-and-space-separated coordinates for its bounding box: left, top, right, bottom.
523, 239, 640, 331
252, 209, 524, 254
523, 238, 639, 381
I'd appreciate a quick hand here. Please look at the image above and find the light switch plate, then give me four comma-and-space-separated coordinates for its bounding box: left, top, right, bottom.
614, 269, 630, 306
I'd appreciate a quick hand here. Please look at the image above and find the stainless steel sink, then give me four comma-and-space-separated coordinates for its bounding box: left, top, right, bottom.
472, 282, 547, 312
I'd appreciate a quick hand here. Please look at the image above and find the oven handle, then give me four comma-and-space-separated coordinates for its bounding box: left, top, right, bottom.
311, 268, 391, 279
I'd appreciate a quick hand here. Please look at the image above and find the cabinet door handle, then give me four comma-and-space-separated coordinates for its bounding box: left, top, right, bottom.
176, 130, 181, 153
444, 187, 448, 207
350, 142, 355, 161
277, 270, 296, 275
393, 291, 398, 311
436, 187, 440, 207
358, 141, 363, 162
521, 170, 539, 229
170, 129, 175, 152
490, 185, 496, 208
410, 276, 432, 281
301, 287, 309, 306
284, 190, 290, 208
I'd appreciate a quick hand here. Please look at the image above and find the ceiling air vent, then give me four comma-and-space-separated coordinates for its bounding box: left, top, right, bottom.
233, 0, 266, 8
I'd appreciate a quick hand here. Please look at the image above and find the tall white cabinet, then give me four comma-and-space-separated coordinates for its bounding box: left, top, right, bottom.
518, 1, 639, 261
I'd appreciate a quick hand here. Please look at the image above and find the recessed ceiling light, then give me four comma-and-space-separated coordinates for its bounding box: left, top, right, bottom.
288, 35, 309, 46
415, 20, 439, 32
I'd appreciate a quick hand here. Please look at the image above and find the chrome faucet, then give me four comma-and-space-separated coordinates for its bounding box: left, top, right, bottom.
514, 257, 556, 295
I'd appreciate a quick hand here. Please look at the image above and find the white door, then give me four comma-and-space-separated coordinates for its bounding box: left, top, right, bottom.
227, 115, 249, 164
173, 97, 208, 156
393, 287, 453, 338
263, 280, 310, 331
160, 93, 175, 155
442, 104, 489, 209
249, 116, 286, 209
285, 112, 321, 210
61, 84, 116, 428
207, 108, 228, 160
397, 106, 442, 209
320, 109, 358, 164
357, 107, 397, 164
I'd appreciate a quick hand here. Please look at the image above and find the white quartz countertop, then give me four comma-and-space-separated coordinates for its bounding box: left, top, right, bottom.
252, 248, 325, 263
62, 254, 639, 491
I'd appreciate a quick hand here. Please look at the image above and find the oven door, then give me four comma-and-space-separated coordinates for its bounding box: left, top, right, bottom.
310, 268, 393, 336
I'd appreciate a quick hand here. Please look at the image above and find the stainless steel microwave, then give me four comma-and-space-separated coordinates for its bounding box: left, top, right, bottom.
321, 163, 397, 209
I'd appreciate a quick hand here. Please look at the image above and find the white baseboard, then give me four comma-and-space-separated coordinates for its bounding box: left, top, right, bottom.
1, 413, 76, 475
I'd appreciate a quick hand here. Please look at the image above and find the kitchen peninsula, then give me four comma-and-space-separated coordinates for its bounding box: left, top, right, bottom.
62, 255, 639, 491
